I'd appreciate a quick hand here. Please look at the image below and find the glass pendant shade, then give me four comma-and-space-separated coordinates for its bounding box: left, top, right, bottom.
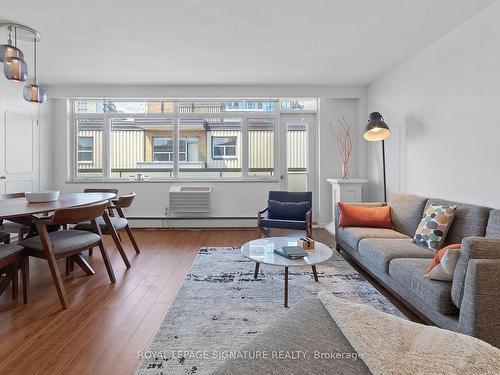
23, 83, 47, 103
0, 44, 24, 62
3, 56, 28, 82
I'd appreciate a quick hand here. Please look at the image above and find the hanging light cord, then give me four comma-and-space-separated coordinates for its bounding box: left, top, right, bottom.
33, 36, 37, 84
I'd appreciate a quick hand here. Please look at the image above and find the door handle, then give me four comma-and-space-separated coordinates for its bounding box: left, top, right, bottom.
0, 176, 6, 180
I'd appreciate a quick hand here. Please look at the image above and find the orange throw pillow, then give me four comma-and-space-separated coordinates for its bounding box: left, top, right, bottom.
425, 244, 462, 274
338, 202, 393, 229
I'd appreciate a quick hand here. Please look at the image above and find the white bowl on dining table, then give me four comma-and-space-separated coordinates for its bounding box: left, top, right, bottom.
25, 191, 61, 203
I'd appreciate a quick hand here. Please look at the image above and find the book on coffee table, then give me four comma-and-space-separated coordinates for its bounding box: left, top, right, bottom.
274, 246, 308, 260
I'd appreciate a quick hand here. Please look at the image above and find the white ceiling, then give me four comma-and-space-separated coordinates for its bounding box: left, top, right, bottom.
0, 0, 495, 85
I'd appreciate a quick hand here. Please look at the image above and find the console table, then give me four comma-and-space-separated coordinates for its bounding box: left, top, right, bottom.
325, 178, 368, 234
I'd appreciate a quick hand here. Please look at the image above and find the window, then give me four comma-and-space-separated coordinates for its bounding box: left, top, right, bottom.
71, 98, 316, 181
75, 118, 103, 177
153, 138, 174, 161
77, 136, 93, 162
248, 118, 274, 176
212, 136, 237, 159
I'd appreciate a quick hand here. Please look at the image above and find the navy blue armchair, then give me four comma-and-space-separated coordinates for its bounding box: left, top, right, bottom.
257, 191, 313, 238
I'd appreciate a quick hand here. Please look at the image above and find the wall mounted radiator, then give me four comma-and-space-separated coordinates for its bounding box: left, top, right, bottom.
169, 186, 212, 213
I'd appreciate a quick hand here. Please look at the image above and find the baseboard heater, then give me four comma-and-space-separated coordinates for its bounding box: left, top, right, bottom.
127, 216, 255, 220
169, 186, 211, 213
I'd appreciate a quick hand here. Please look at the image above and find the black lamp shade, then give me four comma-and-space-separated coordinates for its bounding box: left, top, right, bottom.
364, 112, 391, 141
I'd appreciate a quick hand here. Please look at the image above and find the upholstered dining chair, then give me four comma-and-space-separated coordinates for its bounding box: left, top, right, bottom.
20, 201, 116, 309
0, 244, 28, 304
257, 191, 313, 238
75, 193, 140, 255
77, 188, 132, 267
0, 192, 34, 241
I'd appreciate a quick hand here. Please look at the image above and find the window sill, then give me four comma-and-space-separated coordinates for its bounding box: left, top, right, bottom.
65, 178, 281, 184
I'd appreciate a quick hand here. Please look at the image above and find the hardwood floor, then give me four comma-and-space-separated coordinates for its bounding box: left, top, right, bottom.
0, 228, 421, 375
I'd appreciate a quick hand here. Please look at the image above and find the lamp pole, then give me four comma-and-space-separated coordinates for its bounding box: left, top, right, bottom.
382, 140, 387, 203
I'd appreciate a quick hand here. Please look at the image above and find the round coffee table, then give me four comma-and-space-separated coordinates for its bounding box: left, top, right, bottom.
241, 237, 333, 307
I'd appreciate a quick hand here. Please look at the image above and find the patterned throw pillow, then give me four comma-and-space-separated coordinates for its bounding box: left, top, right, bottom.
413, 205, 456, 251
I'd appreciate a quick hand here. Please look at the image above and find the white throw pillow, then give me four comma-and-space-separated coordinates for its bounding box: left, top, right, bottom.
424, 248, 461, 281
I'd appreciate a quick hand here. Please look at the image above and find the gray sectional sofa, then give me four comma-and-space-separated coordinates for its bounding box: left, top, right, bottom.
335, 193, 500, 347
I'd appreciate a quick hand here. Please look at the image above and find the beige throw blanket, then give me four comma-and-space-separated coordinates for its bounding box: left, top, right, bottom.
318, 291, 500, 375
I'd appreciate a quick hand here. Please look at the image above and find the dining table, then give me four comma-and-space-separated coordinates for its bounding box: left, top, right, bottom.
0, 192, 130, 307
0, 192, 116, 219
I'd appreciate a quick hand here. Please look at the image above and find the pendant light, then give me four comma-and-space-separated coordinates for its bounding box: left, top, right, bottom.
3, 27, 28, 82
0, 29, 24, 62
23, 37, 47, 103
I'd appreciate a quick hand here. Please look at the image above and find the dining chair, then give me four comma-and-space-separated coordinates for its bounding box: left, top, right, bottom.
75, 192, 140, 256
79, 188, 131, 267
20, 201, 116, 309
0, 244, 28, 304
0, 192, 34, 241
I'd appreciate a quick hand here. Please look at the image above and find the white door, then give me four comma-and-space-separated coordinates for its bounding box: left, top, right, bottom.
279, 113, 317, 217
0, 106, 39, 194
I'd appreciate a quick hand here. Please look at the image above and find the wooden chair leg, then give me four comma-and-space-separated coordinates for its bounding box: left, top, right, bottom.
125, 225, 140, 254
36, 223, 68, 309
65, 257, 72, 276
22, 256, 29, 304
11, 264, 18, 299
102, 212, 131, 268
73, 254, 95, 275
98, 241, 116, 283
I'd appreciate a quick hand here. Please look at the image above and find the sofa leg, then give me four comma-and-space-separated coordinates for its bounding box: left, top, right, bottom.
336, 243, 341, 253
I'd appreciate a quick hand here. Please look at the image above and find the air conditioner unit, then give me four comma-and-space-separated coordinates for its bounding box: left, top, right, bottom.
169, 186, 212, 213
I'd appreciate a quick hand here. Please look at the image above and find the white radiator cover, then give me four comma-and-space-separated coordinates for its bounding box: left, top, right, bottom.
169, 186, 212, 212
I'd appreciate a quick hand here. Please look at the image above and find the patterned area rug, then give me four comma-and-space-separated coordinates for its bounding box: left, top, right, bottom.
136, 247, 404, 375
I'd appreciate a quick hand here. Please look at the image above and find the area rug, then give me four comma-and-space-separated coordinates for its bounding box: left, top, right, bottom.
136, 247, 405, 375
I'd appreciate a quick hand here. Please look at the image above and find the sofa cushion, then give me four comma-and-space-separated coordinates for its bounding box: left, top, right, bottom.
337, 227, 408, 250
389, 258, 457, 314
486, 210, 500, 238
388, 193, 428, 237
210, 297, 370, 375
424, 198, 491, 246
358, 238, 434, 273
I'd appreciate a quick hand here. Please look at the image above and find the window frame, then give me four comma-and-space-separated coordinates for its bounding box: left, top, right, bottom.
77, 136, 94, 164
211, 136, 237, 160
152, 137, 174, 162
69, 98, 317, 182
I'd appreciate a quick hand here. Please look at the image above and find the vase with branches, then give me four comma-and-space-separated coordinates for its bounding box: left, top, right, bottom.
331, 118, 352, 179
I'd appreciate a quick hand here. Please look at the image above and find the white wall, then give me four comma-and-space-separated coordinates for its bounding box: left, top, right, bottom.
318, 98, 366, 225
51, 85, 367, 227
367, 2, 500, 208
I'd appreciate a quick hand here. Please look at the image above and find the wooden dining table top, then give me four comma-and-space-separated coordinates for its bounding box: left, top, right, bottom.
0, 192, 116, 219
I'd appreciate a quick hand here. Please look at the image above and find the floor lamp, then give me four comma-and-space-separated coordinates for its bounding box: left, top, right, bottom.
364, 112, 391, 202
